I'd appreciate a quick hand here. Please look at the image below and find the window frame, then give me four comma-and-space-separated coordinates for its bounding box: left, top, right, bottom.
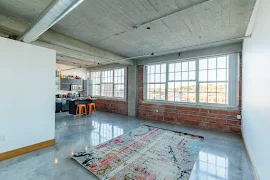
144, 64, 167, 101
197, 56, 229, 105
90, 68, 127, 100
143, 54, 239, 108
167, 61, 197, 103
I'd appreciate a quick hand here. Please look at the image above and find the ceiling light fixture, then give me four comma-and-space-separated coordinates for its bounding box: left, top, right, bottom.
18, 0, 84, 43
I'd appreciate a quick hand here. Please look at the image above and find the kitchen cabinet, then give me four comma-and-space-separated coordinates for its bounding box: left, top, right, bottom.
60, 78, 82, 91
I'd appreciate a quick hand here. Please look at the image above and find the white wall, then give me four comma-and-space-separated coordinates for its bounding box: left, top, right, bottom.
0, 37, 56, 153
242, 0, 270, 179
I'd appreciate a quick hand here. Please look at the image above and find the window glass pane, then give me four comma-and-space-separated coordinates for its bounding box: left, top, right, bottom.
161, 73, 166, 82
161, 84, 166, 100
189, 82, 196, 93
151, 65, 155, 74
175, 72, 181, 81
217, 56, 227, 68
189, 71, 195, 80
208, 58, 216, 69
101, 84, 113, 97
189, 61, 196, 71
199, 59, 207, 70
217, 83, 227, 93
188, 93, 196, 103
175, 63, 181, 71
199, 70, 207, 81
147, 84, 154, 100
150, 74, 155, 82
175, 82, 181, 102
147, 66, 151, 74
149, 84, 154, 91
199, 83, 207, 93
217, 93, 226, 104
155, 74, 160, 82
155, 84, 161, 99
181, 82, 188, 94
208, 83, 217, 93
156, 65, 160, 73
169, 64, 174, 72
208, 70, 216, 81
169, 73, 174, 81
200, 93, 207, 103
181, 93, 188, 102
208, 93, 217, 103
168, 82, 174, 101
182, 62, 188, 71
217, 69, 227, 81
93, 85, 100, 96
182, 72, 188, 80
161, 64, 166, 73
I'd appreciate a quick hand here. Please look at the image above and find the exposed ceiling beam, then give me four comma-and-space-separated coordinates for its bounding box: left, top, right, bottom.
0, 14, 134, 66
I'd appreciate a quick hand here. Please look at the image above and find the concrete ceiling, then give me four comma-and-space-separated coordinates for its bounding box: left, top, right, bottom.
0, 0, 256, 61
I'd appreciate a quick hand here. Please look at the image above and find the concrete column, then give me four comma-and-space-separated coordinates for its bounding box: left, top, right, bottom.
128, 65, 137, 116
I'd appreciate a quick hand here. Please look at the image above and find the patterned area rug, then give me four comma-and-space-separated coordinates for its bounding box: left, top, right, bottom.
72, 125, 204, 180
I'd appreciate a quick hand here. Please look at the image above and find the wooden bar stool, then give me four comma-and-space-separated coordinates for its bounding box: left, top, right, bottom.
87, 103, 96, 115
76, 104, 87, 117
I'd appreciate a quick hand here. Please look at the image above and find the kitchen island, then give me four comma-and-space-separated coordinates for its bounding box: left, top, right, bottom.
69, 99, 96, 115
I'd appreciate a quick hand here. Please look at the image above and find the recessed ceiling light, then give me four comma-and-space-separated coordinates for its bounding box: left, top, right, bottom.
147, 27, 151, 30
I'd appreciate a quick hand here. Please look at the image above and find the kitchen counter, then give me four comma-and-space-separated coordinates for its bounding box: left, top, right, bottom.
69, 99, 97, 115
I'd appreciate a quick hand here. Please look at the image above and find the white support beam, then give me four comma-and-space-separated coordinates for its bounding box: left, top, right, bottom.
0, 14, 134, 66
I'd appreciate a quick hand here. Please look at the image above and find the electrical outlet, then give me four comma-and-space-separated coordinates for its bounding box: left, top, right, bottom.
0, 136, 5, 142
156, 109, 159, 112
237, 115, 241, 120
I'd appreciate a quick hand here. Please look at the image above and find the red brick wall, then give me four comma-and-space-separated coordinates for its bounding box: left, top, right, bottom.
95, 99, 128, 115
94, 67, 128, 115
137, 58, 242, 134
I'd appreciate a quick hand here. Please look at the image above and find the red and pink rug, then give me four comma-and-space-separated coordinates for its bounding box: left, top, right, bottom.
72, 125, 204, 180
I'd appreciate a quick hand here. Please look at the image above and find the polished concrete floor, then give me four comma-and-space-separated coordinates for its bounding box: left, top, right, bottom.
0, 112, 255, 180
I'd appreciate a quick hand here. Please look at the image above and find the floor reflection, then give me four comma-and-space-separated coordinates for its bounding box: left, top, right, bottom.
193, 151, 229, 180
0, 112, 254, 180
91, 121, 124, 146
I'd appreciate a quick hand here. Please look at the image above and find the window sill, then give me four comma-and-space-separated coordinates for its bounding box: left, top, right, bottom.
93, 97, 127, 102
141, 100, 239, 111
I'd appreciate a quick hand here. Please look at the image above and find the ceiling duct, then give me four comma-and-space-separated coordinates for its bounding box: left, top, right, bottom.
18, 0, 84, 43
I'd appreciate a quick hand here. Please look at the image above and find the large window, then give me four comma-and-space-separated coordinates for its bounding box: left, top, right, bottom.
91, 68, 126, 99
199, 57, 228, 104
168, 61, 196, 103
91, 72, 100, 96
114, 69, 125, 98
144, 54, 239, 107
146, 64, 166, 100
101, 70, 113, 97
